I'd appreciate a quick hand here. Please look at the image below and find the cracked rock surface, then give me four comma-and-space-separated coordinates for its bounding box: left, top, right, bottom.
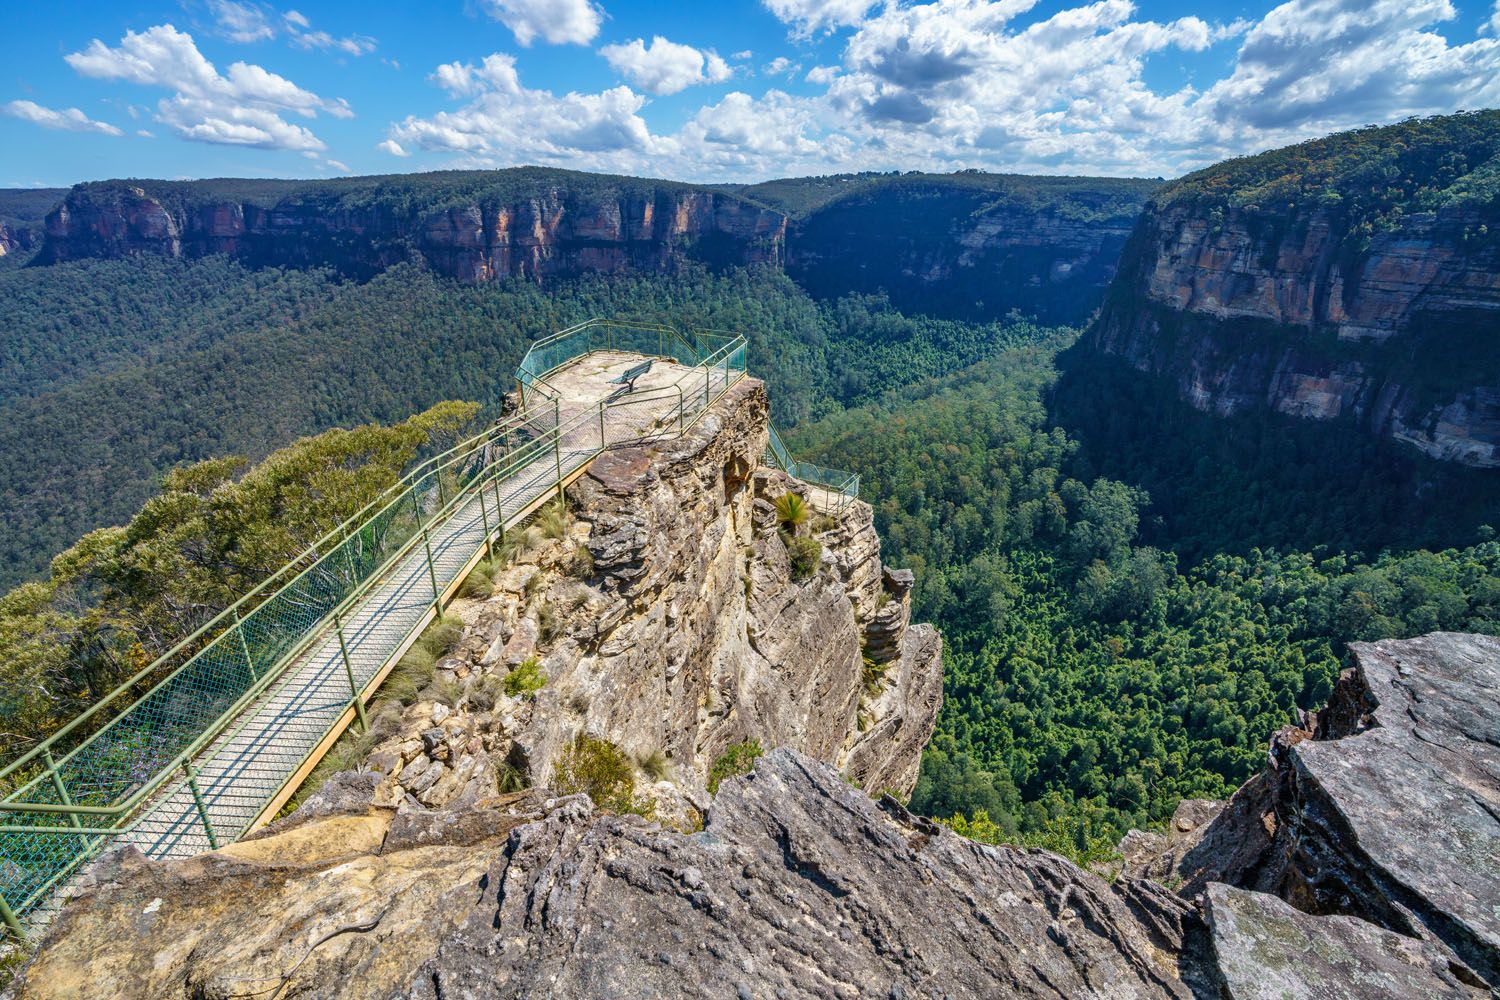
10, 750, 1208, 1000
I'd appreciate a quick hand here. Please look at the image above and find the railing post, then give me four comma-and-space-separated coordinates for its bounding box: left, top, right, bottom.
183, 763, 219, 850
233, 608, 257, 681
410, 486, 425, 530
43, 750, 82, 832
477, 478, 494, 559
422, 528, 441, 610
334, 614, 368, 732
0, 891, 24, 942
437, 468, 447, 509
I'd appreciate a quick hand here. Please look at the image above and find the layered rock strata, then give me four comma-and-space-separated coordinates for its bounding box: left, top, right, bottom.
11, 751, 1210, 1000
39, 181, 785, 281
1123, 631, 1500, 992
1091, 201, 1500, 466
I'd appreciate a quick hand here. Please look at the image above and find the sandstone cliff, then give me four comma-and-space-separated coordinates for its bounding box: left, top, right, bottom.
785, 176, 1154, 325
347, 378, 942, 817
38, 173, 786, 281
1089, 116, 1500, 466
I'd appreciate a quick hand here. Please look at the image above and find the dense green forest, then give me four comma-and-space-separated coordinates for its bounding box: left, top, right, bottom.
0, 257, 1041, 587
1052, 352, 1500, 560
794, 341, 1500, 856
1158, 110, 1500, 223
69, 167, 721, 217
783, 172, 1156, 324
0, 189, 64, 228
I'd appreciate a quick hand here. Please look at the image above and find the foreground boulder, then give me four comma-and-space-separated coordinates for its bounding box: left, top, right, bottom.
12, 750, 1206, 999
1125, 631, 1500, 991
1203, 884, 1489, 999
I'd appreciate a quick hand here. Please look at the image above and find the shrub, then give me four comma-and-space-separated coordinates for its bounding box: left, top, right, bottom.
419, 615, 463, 658
784, 534, 822, 580
384, 645, 436, 705
862, 650, 890, 697
773, 492, 810, 532
555, 733, 654, 816
504, 656, 547, 698
537, 602, 562, 643
708, 739, 763, 793
569, 542, 595, 578
467, 672, 504, 711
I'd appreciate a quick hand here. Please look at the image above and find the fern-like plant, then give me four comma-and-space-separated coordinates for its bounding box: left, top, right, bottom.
773, 492, 810, 532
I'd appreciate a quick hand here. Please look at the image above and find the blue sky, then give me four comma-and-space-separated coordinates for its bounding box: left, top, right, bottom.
4, 0, 1500, 187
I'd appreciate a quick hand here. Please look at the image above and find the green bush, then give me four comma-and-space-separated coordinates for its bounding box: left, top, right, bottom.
707, 739, 763, 793
458, 565, 494, 599
536, 499, 570, 540
504, 656, 547, 698
419, 615, 463, 658
555, 732, 654, 816
784, 534, 822, 580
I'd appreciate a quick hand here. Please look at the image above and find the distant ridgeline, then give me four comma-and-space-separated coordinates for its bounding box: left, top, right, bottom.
24, 167, 1159, 324
736, 171, 1160, 325
1086, 110, 1500, 468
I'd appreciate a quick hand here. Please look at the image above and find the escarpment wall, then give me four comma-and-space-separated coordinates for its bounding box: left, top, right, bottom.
1090, 200, 1500, 466
39, 182, 786, 281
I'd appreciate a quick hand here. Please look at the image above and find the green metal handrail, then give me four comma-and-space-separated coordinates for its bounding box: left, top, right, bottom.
764, 423, 859, 512
0, 320, 759, 936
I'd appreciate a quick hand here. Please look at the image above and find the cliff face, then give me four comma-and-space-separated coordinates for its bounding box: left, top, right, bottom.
1091, 199, 1500, 467
39, 181, 786, 281
787, 180, 1150, 324
356, 377, 943, 812
0, 220, 38, 258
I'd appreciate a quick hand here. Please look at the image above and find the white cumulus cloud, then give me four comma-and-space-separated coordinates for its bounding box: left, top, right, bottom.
64, 24, 351, 152
390, 53, 652, 161
4, 100, 123, 136
480, 0, 603, 46
600, 36, 733, 95
762, 0, 879, 36
386, 0, 1500, 181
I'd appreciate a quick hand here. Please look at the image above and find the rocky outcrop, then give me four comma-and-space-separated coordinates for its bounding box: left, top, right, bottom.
0, 220, 39, 258
1124, 632, 1500, 992
11, 749, 1211, 999
1203, 884, 1490, 999
38, 175, 786, 281
1091, 196, 1500, 466
787, 180, 1153, 324
335, 378, 939, 828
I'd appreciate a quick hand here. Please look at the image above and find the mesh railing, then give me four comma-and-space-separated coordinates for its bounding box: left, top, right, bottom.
764, 423, 860, 512
0, 319, 764, 935
0, 427, 504, 923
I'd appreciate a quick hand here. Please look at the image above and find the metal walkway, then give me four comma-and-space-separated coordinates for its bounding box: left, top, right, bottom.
0, 319, 855, 936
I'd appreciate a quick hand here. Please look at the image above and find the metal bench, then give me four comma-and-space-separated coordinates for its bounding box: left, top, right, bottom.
608, 359, 653, 392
